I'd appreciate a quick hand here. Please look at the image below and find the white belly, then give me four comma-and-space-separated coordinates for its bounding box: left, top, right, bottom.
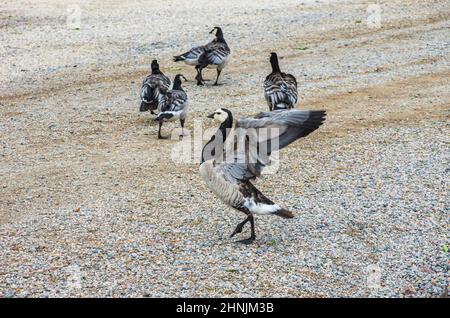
217, 55, 230, 70
184, 58, 199, 65
199, 161, 243, 208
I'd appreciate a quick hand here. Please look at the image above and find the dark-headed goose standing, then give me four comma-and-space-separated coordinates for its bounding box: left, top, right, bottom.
154, 74, 188, 139
200, 108, 326, 244
140, 60, 171, 114
264, 53, 298, 111
173, 27, 230, 86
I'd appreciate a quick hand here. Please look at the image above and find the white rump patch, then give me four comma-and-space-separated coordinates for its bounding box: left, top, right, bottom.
244, 199, 280, 215
275, 103, 288, 109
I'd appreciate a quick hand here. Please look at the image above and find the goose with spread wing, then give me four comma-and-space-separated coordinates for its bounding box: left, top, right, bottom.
140, 60, 171, 114
200, 108, 326, 244
154, 74, 188, 139
173, 27, 230, 86
264, 53, 298, 111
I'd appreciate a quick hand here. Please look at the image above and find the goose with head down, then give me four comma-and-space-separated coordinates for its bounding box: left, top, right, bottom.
200, 108, 326, 244
173, 27, 230, 86
264, 53, 298, 111
139, 59, 171, 114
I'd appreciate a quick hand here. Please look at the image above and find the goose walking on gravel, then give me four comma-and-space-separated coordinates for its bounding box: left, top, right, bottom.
154, 74, 188, 139
140, 60, 171, 114
173, 27, 230, 86
264, 53, 298, 111
200, 108, 326, 244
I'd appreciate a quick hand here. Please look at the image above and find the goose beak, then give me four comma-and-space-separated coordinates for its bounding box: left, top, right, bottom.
207, 113, 214, 119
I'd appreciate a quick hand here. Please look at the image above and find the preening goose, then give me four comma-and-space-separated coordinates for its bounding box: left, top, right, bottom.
173, 27, 230, 86
264, 53, 298, 111
200, 108, 326, 244
140, 60, 171, 114
154, 74, 189, 139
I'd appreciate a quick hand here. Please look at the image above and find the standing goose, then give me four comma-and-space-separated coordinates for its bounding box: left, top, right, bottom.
140, 60, 171, 114
200, 108, 326, 244
264, 53, 298, 111
154, 74, 189, 139
173, 27, 230, 86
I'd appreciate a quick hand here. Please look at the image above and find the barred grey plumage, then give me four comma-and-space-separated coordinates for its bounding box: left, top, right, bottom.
200, 108, 326, 244
154, 74, 189, 139
264, 53, 298, 111
139, 60, 171, 113
173, 27, 230, 86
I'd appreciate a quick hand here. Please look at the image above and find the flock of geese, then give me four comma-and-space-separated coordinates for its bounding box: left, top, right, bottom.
139, 27, 326, 244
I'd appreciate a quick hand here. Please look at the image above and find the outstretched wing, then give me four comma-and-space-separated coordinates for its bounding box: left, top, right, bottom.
218, 110, 326, 182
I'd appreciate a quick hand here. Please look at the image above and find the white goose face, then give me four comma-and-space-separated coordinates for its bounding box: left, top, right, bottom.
210, 108, 229, 123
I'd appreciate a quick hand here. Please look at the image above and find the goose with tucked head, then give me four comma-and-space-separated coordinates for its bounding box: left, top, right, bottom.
173, 27, 230, 86
264, 52, 298, 111
140, 59, 171, 114
200, 108, 326, 244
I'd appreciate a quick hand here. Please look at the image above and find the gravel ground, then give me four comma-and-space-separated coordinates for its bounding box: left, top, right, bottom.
0, 0, 449, 297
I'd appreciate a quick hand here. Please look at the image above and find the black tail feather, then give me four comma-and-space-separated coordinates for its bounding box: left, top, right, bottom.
273, 209, 294, 218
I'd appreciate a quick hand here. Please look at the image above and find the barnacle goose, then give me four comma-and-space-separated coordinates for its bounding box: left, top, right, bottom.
154, 74, 189, 139
264, 53, 298, 111
173, 27, 230, 86
140, 60, 171, 114
200, 108, 326, 244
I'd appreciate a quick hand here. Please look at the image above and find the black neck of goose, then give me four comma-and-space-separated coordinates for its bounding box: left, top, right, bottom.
215, 29, 225, 43
270, 55, 281, 73
151, 64, 161, 75
201, 114, 233, 164
173, 76, 184, 91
